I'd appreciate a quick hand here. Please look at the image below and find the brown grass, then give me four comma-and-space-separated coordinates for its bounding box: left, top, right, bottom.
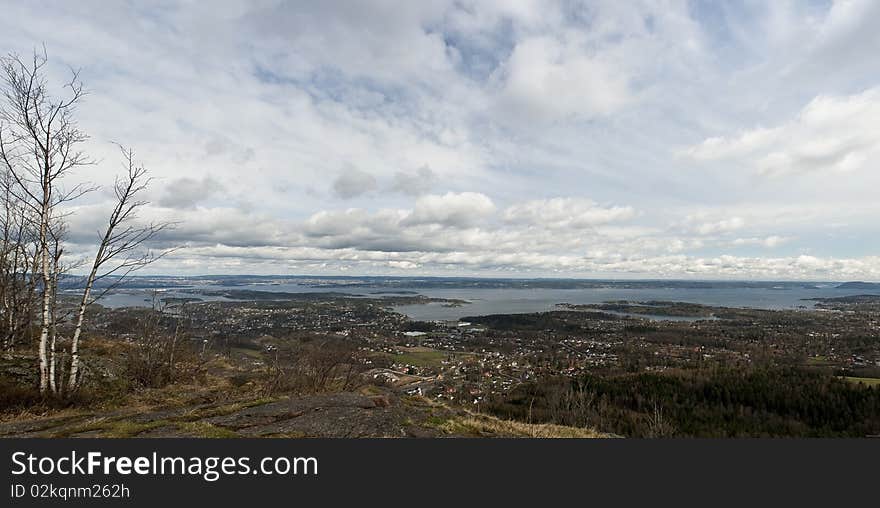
438, 414, 613, 438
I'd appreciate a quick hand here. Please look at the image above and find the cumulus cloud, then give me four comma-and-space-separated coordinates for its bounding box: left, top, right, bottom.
62, 193, 880, 280
503, 198, 636, 229
731, 236, 791, 248
141, 243, 880, 281
4, 2, 878, 279
495, 35, 632, 123
158, 176, 225, 209
681, 87, 880, 176
685, 216, 746, 236
332, 168, 378, 199
403, 192, 495, 228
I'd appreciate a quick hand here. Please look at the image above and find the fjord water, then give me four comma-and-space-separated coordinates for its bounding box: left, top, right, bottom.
92, 281, 880, 321
389, 286, 877, 321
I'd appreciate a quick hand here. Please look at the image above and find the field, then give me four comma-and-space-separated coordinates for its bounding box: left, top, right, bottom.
383, 347, 450, 368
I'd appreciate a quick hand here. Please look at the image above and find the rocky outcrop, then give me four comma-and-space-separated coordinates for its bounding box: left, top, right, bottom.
0, 390, 611, 438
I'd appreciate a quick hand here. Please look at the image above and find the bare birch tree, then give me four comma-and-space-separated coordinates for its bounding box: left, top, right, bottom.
0, 170, 39, 351
0, 50, 91, 394
66, 147, 172, 393
0, 49, 173, 397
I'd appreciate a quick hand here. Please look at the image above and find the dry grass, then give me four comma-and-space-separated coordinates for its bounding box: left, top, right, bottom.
31, 396, 277, 437
175, 397, 279, 421
175, 421, 241, 438
52, 418, 170, 438
405, 394, 613, 438
443, 415, 611, 438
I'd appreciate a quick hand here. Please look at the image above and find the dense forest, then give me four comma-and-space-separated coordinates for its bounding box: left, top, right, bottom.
484, 367, 880, 437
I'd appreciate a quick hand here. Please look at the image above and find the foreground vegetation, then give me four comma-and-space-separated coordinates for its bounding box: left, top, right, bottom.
0, 313, 609, 438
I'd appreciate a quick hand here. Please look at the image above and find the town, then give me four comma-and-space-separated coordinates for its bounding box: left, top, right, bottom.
3, 284, 879, 438
48, 288, 872, 437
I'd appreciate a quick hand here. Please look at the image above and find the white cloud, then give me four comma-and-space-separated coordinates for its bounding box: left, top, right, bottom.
503, 198, 635, 229
2, 1, 877, 279
390, 166, 437, 196
494, 35, 632, 123
404, 192, 496, 228
682, 87, 880, 176
731, 236, 791, 248
687, 216, 746, 236
139, 243, 880, 280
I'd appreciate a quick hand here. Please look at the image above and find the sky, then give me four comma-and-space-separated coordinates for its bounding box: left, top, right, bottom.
1, 0, 879, 280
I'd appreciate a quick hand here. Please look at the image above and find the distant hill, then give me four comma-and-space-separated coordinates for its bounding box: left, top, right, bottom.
836, 281, 880, 290
91, 274, 838, 291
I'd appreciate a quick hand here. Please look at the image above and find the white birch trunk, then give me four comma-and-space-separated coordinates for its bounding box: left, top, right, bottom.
48, 270, 58, 395
37, 203, 50, 395
66, 246, 104, 393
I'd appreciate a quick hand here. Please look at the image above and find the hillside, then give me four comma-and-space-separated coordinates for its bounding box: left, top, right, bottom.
0, 388, 611, 438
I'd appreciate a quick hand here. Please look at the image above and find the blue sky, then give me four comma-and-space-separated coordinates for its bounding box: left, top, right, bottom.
1, 0, 879, 279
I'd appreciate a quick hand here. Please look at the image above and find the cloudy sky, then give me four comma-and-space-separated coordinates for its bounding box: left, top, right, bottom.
1, 0, 879, 279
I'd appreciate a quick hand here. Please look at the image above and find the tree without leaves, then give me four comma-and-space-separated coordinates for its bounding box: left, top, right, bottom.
0, 169, 40, 352
67, 147, 174, 393
0, 49, 91, 395
0, 49, 175, 397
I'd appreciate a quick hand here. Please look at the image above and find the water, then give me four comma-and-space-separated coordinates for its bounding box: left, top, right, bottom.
89, 281, 880, 322
390, 287, 870, 321
79, 281, 335, 309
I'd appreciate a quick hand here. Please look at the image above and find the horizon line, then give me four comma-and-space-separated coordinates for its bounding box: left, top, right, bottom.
61, 273, 880, 284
